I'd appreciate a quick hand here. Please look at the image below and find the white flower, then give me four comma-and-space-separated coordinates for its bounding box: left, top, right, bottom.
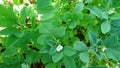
98, 4, 101, 6
117, 62, 120, 64
13, 4, 25, 13
28, 4, 33, 7
36, 14, 43, 22
24, 0, 30, 4
0, 27, 6, 37
0, 0, 4, 5
78, 0, 83, 3
0, 35, 6, 37
102, 47, 106, 52
108, 8, 115, 15
0, 27, 5, 31
52, 2, 56, 6
56, 44, 63, 52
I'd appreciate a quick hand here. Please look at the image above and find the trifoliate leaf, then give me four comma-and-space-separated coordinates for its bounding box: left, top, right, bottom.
101, 21, 111, 34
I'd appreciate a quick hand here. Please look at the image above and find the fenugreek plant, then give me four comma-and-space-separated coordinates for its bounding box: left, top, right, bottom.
0, 0, 120, 68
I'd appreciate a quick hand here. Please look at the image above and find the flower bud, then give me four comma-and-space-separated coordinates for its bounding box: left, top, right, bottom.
56, 44, 63, 52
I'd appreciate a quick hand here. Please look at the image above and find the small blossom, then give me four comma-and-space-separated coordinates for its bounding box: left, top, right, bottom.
36, 14, 43, 22
28, 4, 33, 7
0, 27, 5, 31
98, 4, 101, 6
102, 47, 106, 52
24, 0, 30, 4
56, 44, 63, 52
0, 27, 6, 37
108, 8, 115, 15
52, 2, 55, 6
117, 62, 120, 64
13, 4, 25, 13
0, 0, 4, 5
0, 35, 6, 37
78, 0, 83, 3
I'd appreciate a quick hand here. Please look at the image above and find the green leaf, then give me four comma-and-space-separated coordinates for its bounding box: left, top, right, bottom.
85, 0, 93, 3
79, 52, 89, 63
0, 63, 21, 68
39, 23, 54, 34
49, 46, 56, 55
41, 54, 52, 64
37, 0, 56, 21
20, 7, 30, 25
105, 48, 120, 60
63, 55, 76, 68
88, 32, 97, 45
86, 6, 103, 19
46, 40, 55, 47
112, 0, 120, 7
26, 50, 41, 64
75, 4, 84, 13
0, 27, 20, 35
5, 47, 17, 56
54, 26, 66, 38
4, 30, 30, 51
37, 0, 51, 8
104, 36, 120, 61
14, 31, 24, 38
62, 0, 69, 3
96, 51, 104, 60
0, 5, 16, 27
30, 31, 40, 47
37, 34, 51, 45
21, 63, 30, 68
63, 46, 76, 56
68, 21, 77, 29
5, 35, 19, 47
62, 12, 73, 23
0, 5, 13, 17
39, 45, 49, 53
104, 34, 118, 47
45, 63, 56, 68
2, 56, 19, 65
13, 0, 20, 5
110, 13, 120, 20
73, 41, 88, 51
38, 6, 57, 21
46, 40, 56, 55
52, 52, 63, 63
101, 21, 111, 34
112, 19, 120, 27
13, 30, 30, 49
102, 12, 108, 19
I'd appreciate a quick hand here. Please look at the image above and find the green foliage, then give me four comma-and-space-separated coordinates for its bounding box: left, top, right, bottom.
79, 52, 89, 63
0, 0, 120, 68
45, 63, 56, 68
63, 55, 76, 68
52, 52, 63, 63
63, 46, 76, 56
53, 26, 66, 38
88, 32, 97, 45
101, 21, 111, 34
86, 6, 104, 19
74, 41, 88, 51
75, 4, 84, 13
0, 5, 16, 27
